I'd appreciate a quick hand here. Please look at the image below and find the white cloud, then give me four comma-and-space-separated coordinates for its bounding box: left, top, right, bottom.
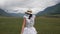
0, 0, 60, 14
6, 7, 40, 14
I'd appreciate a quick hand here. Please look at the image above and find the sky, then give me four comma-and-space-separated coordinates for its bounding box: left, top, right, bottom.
0, 0, 60, 14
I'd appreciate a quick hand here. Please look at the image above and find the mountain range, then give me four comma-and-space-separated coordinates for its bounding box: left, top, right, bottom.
0, 3, 60, 17
37, 3, 60, 16
0, 9, 24, 17
0, 9, 11, 17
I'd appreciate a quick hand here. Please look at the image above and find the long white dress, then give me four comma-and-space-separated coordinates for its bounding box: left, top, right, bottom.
23, 14, 37, 34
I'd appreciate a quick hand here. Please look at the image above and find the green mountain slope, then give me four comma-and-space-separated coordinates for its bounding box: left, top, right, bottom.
0, 9, 24, 17
37, 3, 60, 16
0, 9, 11, 16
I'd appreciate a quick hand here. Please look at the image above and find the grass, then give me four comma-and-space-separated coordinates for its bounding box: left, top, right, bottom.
0, 17, 23, 34
35, 17, 60, 34
0, 17, 60, 34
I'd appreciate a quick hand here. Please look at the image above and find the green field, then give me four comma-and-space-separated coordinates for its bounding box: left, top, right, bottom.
0, 17, 60, 34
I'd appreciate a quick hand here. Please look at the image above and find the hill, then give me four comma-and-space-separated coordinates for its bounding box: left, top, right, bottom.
0, 9, 24, 17
37, 3, 60, 16
0, 9, 11, 17
9, 13, 24, 17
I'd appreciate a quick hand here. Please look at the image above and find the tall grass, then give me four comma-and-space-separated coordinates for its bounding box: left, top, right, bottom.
0, 17, 60, 34
35, 17, 60, 34
0, 17, 23, 34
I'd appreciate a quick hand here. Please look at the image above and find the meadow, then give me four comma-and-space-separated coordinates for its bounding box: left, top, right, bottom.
0, 17, 60, 34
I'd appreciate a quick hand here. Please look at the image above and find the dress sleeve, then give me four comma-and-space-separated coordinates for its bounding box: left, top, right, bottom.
23, 15, 25, 18
23, 15, 27, 19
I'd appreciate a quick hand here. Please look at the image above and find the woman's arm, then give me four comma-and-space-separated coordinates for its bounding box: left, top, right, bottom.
21, 18, 26, 34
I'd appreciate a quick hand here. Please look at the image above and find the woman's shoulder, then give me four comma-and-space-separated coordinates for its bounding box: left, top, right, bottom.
23, 15, 26, 18
23, 15, 28, 18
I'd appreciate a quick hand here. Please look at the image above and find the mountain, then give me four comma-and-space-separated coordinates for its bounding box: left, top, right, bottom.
0, 9, 11, 16
37, 3, 60, 16
9, 13, 24, 17
0, 9, 24, 17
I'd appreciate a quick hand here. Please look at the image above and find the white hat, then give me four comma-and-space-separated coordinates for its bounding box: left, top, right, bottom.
25, 10, 32, 14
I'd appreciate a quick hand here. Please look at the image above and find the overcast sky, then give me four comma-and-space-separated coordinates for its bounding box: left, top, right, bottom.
0, 0, 60, 14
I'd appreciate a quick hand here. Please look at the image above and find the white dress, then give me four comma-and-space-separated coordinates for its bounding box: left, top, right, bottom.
23, 14, 37, 34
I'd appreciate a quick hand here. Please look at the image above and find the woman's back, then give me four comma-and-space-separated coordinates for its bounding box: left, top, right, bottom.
24, 15, 36, 27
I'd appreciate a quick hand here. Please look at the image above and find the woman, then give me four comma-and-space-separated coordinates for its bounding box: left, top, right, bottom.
21, 10, 37, 34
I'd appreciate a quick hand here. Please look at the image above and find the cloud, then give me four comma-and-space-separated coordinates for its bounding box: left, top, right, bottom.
0, 0, 60, 14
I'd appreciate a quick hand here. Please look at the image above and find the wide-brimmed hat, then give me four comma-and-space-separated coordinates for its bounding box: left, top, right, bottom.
25, 10, 32, 14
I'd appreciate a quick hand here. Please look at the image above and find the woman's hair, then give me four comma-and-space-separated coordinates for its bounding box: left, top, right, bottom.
28, 14, 32, 19
25, 10, 32, 19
